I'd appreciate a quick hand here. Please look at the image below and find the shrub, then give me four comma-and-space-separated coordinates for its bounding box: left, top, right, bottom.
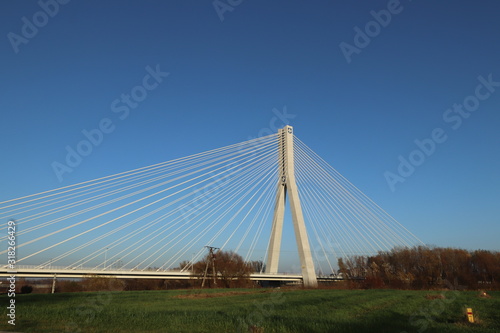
21, 285, 33, 294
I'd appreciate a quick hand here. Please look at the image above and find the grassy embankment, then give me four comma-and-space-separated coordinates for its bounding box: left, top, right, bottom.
1, 289, 499, 332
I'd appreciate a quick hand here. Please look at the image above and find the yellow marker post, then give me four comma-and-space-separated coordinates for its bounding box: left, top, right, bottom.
466, 308, 474, 323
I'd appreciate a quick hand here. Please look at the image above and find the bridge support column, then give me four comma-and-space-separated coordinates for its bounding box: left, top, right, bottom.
266, 126, 318, 288
52, 274, 57, 294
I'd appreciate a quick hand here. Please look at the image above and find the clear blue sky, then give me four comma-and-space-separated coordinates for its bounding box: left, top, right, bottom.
1, 0, 499, 257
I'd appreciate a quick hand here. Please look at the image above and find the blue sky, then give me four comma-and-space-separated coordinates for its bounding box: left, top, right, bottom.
1, 0, 499, 264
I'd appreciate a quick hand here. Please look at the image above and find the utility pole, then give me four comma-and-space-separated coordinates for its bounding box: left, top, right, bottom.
201, 246, 219, 288
51, 274, 57, 294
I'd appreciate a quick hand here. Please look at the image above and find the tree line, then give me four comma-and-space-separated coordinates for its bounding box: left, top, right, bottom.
338, 246, 500, 289
17, 247, 500, 292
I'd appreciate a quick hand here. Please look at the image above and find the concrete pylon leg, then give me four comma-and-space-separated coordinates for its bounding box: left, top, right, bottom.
288, 180, 317, 288
265, 183, 285, 274
265, 126, 318, 287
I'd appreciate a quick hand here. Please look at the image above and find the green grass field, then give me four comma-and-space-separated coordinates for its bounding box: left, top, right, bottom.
1, 288, 499, 332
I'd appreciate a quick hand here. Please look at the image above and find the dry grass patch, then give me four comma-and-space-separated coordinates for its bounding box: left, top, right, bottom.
174, 290, 272, 299
425, 294, 446, 300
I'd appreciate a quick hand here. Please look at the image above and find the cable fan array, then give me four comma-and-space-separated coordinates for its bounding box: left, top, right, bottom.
0, 131, 423, 274
0, 134, 279, 271
294, 137, 424, 274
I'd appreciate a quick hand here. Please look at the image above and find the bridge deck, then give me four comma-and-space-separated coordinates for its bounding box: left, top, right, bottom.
0, 266, 306, 282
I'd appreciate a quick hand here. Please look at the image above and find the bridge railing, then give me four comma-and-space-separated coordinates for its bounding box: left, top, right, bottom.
3, 264, 186, 273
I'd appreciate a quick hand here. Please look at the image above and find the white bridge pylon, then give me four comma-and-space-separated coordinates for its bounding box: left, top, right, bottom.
266, 126, 317, 287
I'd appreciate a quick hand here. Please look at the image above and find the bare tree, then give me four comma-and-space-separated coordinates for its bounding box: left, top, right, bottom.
248, 260, 266, 273
191, 250, 253, 288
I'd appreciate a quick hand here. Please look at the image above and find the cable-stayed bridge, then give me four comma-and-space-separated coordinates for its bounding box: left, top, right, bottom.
0, 126, 423, 287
